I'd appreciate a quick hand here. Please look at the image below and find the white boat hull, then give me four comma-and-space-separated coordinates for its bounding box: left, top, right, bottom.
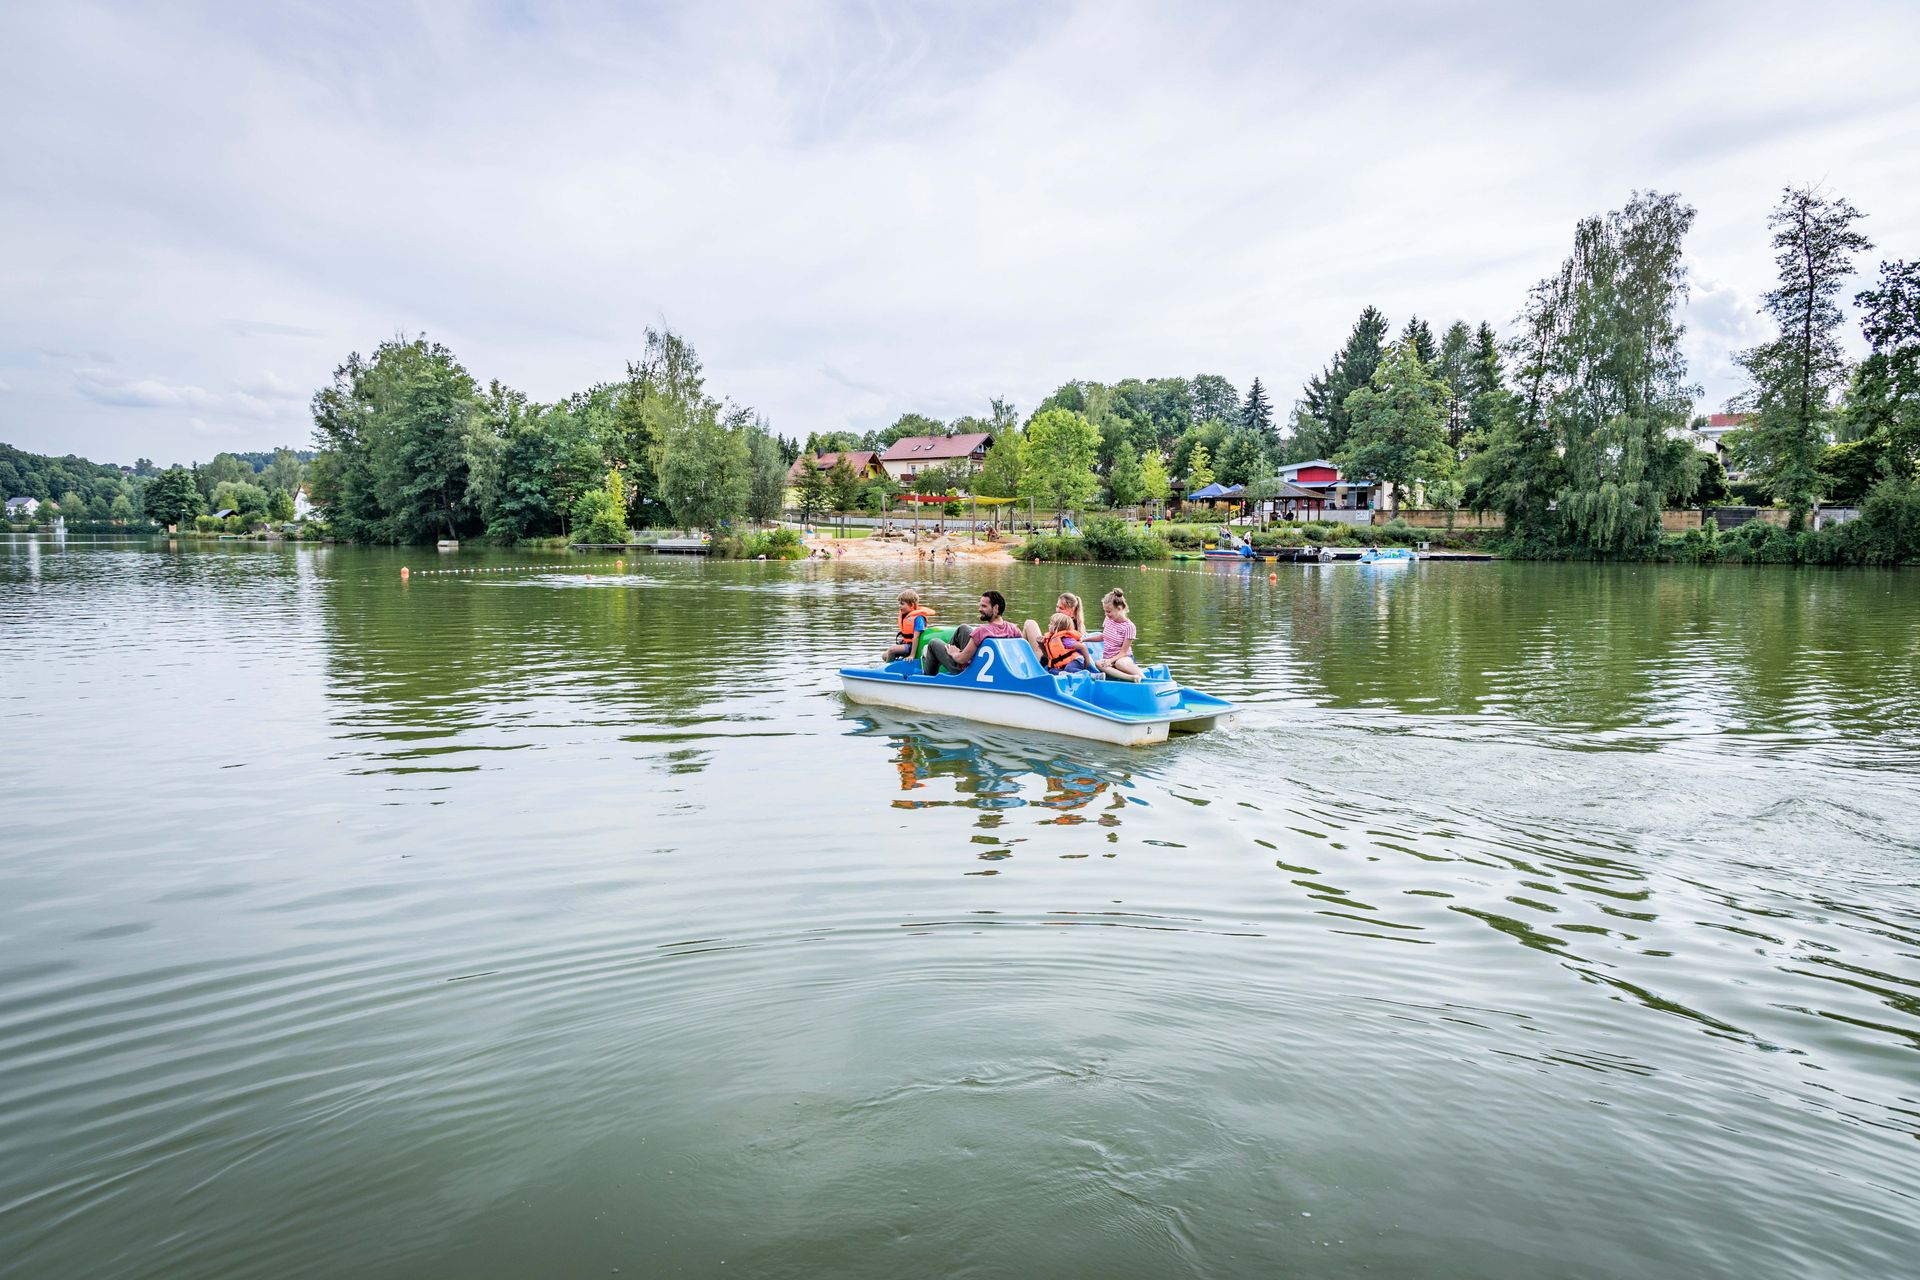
843, 675, 1182, 746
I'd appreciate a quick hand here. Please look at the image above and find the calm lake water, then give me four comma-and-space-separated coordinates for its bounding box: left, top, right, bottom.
3, 535, 1918, 1279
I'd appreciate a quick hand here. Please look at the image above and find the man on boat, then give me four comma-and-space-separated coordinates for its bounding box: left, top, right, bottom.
920, 590, 1024, 675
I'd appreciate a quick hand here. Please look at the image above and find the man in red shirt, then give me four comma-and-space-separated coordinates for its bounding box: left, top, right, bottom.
920, 590, 1024, 674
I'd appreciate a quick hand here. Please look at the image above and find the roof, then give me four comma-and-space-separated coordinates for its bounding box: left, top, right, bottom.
786, 450, 877, 483
6, 495, 35, 505
879, 433, 992, 463
1187, 482, 1246, 500
1705, 413, 1752, 429
1281, 459, 1339, 472
1271, 482, 1327, 501
211, 508, 236, 518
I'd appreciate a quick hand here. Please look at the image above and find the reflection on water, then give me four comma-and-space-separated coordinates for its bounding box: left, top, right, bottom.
856, 717, 1130, 821
3, 538, 1920, 1279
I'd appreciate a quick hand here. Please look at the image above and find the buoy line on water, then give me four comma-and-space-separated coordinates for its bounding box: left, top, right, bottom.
400, 559, 628, 579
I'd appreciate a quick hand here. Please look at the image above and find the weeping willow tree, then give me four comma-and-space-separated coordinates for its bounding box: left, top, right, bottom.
1473, 191, 1704, 554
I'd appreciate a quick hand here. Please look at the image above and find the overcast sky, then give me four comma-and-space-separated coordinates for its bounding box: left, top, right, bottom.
2, 0, 1917, 466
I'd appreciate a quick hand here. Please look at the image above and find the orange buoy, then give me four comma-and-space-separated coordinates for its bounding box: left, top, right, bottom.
400, 566, 410, 579
1269, 572, 1277, 582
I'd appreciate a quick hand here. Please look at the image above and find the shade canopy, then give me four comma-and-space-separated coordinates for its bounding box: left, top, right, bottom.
1186, 482, 1245, 501
894, 493, 960, 503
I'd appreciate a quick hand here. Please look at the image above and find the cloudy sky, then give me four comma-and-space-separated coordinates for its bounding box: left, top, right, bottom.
3, 0, 1916, 466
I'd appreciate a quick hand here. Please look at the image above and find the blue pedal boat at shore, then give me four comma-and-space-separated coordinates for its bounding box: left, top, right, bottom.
839, 638, 1238, 746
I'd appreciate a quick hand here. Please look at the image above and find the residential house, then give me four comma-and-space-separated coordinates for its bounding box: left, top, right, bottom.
6, 496, 39, 519
1680, 413, 1750, 462
877, 433, 993, 483
293, 485, 314, 520
785, 450, 884, 487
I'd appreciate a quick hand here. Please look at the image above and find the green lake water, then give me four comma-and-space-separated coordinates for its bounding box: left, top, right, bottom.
3, 534, 1918, 1279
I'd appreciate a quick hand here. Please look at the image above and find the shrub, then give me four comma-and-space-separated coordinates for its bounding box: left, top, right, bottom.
571, 470, 630, 545
1016, 534, 1088, 562
1080, 516, 1171, 561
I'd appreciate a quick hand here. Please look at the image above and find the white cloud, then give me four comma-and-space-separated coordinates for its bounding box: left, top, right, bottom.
1, 0, 1917, 463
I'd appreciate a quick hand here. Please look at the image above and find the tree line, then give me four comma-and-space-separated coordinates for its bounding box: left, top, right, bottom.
306, 329, 795, 544
1, 441, 311, 529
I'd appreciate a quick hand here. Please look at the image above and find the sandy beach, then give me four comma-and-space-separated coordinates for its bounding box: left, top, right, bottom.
801, 530, 1019, 565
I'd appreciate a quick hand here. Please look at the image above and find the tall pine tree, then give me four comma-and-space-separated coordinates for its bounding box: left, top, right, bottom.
1241, 377, 1275, 441
1325, 307, 1389, 456
1402, 316, 1437, 367
1433, 321, 1474, 453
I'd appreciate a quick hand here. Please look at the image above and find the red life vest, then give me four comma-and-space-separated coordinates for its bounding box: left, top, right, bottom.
1041, 629, 1086, 671
897, 605, 935, 643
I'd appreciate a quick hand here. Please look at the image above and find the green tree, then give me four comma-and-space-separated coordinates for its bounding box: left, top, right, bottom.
1140, 450, 1172, 504
794, 457, 831, 521
746, 427, 788, 524
978, 430, 1024, 498
143, 466, 204, 527
196, 452, 248, 498
1322, 307, 1390, 456
261, 448, 306, 497
1106, 444, 1146, 507
827, 454, 862, 517
109, 493, 135, 522
616, 332, 709, 516
210, 480, 269, 515
1473, 191, 1702, 553
877, 413, 947, 446
1184, 442, 1215, 490
1019, 406, 1101, 519
1402, 316, 1437, 366
1694, 451, 1730, 506
1850, 259, 1920, 479
1241, 377, 1274, 439
1818, 437, 1883, 505
1216, 426, 1269, 486
1433, 321, 1475, 452
309, 336, 483, 542
268, 489, 296, 522
658, 406, 751, 531
1191, 374, 1239, 426
1339, 338, 1453, 510
572, 469, 630, 544
1726, 186, 1872, 518
58, 489, 86, 517
1464, 322, 1511, 447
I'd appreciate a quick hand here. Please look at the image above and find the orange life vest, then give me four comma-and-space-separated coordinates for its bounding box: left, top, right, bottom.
897, 605, 935, 643
1041, 629, 1086, 671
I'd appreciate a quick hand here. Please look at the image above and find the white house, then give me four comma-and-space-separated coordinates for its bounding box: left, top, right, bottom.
6, 496, 40, 519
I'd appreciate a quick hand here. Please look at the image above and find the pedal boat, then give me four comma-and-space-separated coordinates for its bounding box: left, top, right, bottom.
840, 637, 1237, 746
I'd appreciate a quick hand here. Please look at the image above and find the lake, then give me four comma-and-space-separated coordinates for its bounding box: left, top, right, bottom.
3, 535, 1917, 1279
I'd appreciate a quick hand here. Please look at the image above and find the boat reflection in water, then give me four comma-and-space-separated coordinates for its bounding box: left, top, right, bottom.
847, 714, 1133, 828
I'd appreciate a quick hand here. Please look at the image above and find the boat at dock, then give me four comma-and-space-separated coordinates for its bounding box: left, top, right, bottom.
840, 637, 1236, 746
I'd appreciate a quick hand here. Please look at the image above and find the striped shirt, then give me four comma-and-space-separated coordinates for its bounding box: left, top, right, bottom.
1101, 616, 1135, 659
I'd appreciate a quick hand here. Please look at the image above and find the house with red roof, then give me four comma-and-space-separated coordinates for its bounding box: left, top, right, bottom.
785, 450, 883, 486
877, 433, 993, 482
1684, 413, 1751, 460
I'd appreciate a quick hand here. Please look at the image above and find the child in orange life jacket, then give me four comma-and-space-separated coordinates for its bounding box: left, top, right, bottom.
886, 590, 936, 662
1040, 611, 1090, 673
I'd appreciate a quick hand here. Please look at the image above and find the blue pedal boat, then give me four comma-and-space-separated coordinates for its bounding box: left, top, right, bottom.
840, 638, 1238, 746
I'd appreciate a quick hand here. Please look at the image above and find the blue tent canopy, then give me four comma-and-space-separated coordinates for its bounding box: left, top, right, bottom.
1186, 482, 1245, 501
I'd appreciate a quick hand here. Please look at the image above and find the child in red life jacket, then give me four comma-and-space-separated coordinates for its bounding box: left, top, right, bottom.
886, 590, 935, 662
1040, 611, 1089, 673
